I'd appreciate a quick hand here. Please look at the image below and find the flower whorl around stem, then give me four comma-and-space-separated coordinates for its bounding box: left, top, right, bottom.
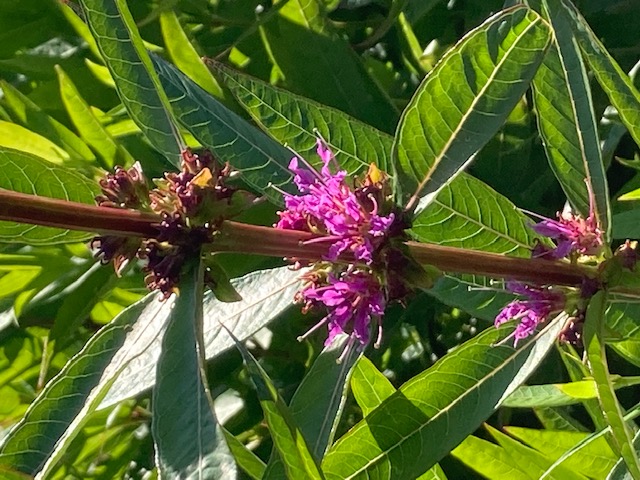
92, 149, 249, 298
276, 139, 402, 350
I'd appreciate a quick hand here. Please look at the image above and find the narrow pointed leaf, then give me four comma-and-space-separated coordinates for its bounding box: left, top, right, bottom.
264, 336, 361, 479
227, 329, 324, 480
351, 356, 396, 416
321, 313, 567, 479
487, 424, 587, 480
78, 0, 183, 165
100, 266, 302, 408
56, 66, 135, 169
531, 0, 610, 237
151, 54, 293, 204
0, 121, 70, 164
583, 291, 640, 477
608, 429, 640, 480
0, 80, 95, 163
152, 258, 236, 478
223, 430, 266, 480
210, 61, 393, 176
505, 427, 617, 478
394, 6, 551, 213
0, 147, 100, 245
0, 294, 155, 475
560, 0, 640, 152
159, 10, 224, 98
451, 435, 531, 480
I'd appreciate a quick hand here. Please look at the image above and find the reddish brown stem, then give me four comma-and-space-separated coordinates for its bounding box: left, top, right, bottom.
0, 188, 595, 287
0, 189, 159, 237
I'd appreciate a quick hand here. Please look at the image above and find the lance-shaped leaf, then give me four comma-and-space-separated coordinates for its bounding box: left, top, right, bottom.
560, 0, 640, 152
264, 336, 361, 479
351, 356, 396, 417
209, 61, 393, 176
78, 0, 183, 166
226, 328, 324, 480
56, 66, 135, 169
0, 147, 100, 245
321, 313, 567, 480
0, 294, 156, 475
452, 435, 531, 480
152, 258, 236, 478
530, 0, 610, 237
100, 266, 302, 408
583, 291, 640, 477
151, 54, 293, 204
394, 6, 551, 214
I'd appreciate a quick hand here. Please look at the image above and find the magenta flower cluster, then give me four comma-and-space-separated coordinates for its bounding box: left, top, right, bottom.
494, 281, 565, 346
276, 140, 394, 349
277, 140, 395, 265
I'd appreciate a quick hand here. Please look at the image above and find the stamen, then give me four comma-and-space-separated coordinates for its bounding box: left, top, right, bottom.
297, 315, 330, 342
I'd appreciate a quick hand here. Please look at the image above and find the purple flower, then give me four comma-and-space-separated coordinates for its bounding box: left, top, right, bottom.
531, 183, 603, 259
298, 269, 386, 349
495, 281, 565, 346
276, 139, 395, 265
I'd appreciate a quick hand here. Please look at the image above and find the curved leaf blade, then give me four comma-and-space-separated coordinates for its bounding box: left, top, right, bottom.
151, 54, 293, 204
0, 295, 154, 475
264, 336, 361, 479
210, 61, 393, 176
0, 147, 100, 245
321, 314, 567, 480
531, 0, 610, 237
583, 291, 640, 477
228, 328, 324, 480
99, 266, 301, 408
152, 259, 236, 478
78, 0, 182, 165
394, 6, 551, 213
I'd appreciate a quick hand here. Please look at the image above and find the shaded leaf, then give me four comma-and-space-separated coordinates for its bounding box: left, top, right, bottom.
78, 0, 183, 165
152, 258, 236, 478
152, 54, 293, 204
530, 0, 610, 237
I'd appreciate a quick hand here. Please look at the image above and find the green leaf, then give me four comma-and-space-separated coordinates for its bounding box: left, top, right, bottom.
505, 426, 617, 478
100, 266, 302, 408
0, 295, 154, 475
223, 430, 266, 480
78, 0, 183, 165
227, 328, 324, 480
503, 381, 598, 408
264, 335, 361, 479
608, 429, 640, 480
411, 173, 540, 255
560, 0, 640, 153
584, 291, 640, 478
260, 0, 397, 133
159, 10, 224, 98
530, 0, 610, 238
151, 54, 293, 204
152, 258, 236, 478
451, 435, 531, 480
56, 66, 135, 169
350, 356, 396, 417
210, 61, 393, 176
321, 313, 567, 480
487, 424, 587, 480
0, 147, 100, 245
0, 80, 96, 163
0, 121, 70, 164
612, 209, 640, 240
394, 6, 551, 213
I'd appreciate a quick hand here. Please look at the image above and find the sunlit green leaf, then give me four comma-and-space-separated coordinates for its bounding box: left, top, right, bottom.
394, 6, 551, 214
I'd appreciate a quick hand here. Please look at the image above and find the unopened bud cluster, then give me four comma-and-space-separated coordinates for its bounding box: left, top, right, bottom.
92, 149, 250, 298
